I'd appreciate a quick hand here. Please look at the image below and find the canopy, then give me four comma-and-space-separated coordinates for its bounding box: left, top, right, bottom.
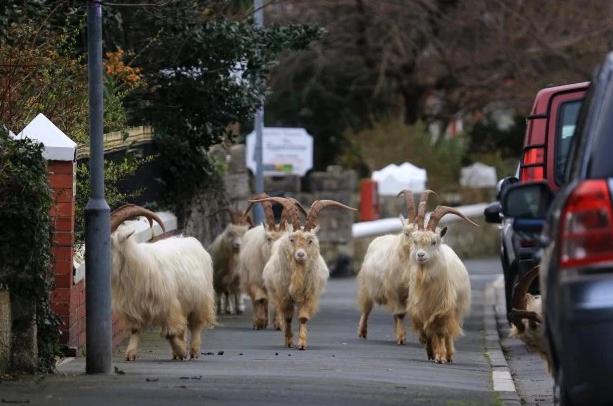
372, 162, 427, 196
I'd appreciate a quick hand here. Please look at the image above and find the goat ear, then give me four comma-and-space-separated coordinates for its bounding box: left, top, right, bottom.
439, 226, 448, 238
399, 215, 406, 226
312, 225, 320, 234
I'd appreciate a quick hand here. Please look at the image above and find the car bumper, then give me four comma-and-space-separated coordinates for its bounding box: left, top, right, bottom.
559, 271, 613, 404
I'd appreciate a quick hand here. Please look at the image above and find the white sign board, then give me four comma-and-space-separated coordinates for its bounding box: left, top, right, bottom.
246, 127, 313, 176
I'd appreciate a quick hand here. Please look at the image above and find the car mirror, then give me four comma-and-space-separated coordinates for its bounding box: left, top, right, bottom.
501, 181, 554, 219
496, 176, 519, 201
483, 201, 502, 224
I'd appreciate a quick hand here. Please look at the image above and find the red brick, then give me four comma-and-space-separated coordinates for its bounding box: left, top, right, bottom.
54, 216, 74, 232
54, 273, 71, 289
53, 231, 74, 246
47, 161, 74, 175
78, 304, 86, 320
52, 288, 70, 304
48, 174, 73, 189
50, 202, 74, 217
53, 259, 72, 276
52, 188, 74, 204
79, 331, 86, 348
52, 301, 70, 318
53, 246, 72, 262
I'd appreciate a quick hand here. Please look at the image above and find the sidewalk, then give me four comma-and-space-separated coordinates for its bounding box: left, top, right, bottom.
491, 276, 554, 405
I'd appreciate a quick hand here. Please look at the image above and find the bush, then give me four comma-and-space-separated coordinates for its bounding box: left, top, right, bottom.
341, 117, 466, 192
0, 129, 60, 372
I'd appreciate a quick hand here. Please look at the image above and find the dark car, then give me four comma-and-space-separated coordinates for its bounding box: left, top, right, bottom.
502, 52, 613, 405
485, 82, 588, 321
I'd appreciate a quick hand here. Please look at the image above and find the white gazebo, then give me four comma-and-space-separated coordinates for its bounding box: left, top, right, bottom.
372, 162, 427, 196
460, 162, 498, 188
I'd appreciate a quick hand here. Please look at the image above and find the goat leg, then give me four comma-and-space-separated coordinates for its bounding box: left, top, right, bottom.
298, 317, 308, 350
394, 313, 406, 345
125, 328, 141, 361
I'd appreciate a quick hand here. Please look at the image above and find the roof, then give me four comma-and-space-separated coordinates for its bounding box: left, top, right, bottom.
15, 114, 76, 161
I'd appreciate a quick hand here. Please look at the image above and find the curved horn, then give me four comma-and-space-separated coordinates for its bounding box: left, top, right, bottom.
243, 193, 276, 228
286, 197, 308, 219
510, 266, 540, 332
426, 205, 478, 231
415, 190, 437, 228
111, 204, 166, 233
248, 197, 301, 230
305, 200, 357, 231
396, 189, 416, 220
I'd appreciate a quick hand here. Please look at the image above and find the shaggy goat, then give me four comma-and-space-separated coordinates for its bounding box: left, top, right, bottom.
110, 205, 216, 361
407, 204, 477, 363
259, 198, 356, 350
208, 207, 252, 315
357, 190, 436, 344
508, 266, 550, 372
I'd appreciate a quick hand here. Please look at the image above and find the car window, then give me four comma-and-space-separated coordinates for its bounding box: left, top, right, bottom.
555, 100, 582, 184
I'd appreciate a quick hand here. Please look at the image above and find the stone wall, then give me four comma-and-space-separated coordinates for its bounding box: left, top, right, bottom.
183, 144, 250, 247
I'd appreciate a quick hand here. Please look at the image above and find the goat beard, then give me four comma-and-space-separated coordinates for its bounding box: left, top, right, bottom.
289, 261, 308, 302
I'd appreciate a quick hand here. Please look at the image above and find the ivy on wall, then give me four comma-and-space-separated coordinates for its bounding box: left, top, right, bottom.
0, 129, 60, 372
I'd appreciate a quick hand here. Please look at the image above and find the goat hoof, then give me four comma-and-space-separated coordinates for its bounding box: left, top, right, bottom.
125, 350, 137, 361
298, 345, 306, 351
396, 338, 406, 345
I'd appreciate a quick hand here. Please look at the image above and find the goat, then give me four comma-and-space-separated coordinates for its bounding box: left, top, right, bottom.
258, 198, 356, 350
208, 207, 252, 315
239, 194, 286, 329
357, 190, 436, 344
407, 204, 477, 363
110, 205, 216, 361
508, 266, 550, 372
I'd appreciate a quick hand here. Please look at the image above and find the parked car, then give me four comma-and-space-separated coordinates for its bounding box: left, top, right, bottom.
485, 82, 588, 320
502, 52, 613, 405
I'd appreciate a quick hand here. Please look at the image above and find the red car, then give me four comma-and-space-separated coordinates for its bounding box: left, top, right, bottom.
485, 82, 588, 319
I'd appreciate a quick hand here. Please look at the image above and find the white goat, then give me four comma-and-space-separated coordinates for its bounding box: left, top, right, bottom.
110, 205, 216, 361
407, 204, 477, 363
239, 195, 307, 329
508, 266, 550, 372
259, 198, 356, 350
208, 207, 252, 315
357, 190, 435, 344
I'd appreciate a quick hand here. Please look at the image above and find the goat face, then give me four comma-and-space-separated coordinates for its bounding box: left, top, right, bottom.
411, 227, 448, 264
287, 229, 320, 264
225, 224, 249, 252
400, 220, 416, 252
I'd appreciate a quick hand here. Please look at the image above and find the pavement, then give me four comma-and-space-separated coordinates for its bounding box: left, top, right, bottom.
0, 258, 550, 405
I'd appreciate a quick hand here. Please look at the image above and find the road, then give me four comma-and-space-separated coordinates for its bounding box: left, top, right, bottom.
1, 259, 501, 405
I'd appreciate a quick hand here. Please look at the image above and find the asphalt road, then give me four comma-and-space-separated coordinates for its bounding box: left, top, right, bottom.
1, 258, 501, 406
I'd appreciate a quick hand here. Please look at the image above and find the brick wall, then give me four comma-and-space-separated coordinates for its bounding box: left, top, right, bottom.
47, 160, 83, 350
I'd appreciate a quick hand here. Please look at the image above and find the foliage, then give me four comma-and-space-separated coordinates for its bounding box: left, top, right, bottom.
98, 3, 322, 206
0, 129, 59, 372
341, 117, 466, 192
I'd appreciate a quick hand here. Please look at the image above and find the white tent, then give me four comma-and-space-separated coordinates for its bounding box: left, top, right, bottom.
372, 162, 427, 196
460, 162, 498, 188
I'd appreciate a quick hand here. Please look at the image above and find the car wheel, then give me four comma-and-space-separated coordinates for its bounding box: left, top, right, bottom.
554, 368, 571, 406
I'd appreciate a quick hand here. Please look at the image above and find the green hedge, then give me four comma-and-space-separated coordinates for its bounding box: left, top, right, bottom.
0, 129, 60, 372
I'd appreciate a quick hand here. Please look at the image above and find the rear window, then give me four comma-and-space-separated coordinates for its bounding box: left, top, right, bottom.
555, 100, 582, 183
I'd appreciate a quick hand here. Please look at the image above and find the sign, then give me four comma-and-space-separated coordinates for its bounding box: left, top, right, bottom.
246, 127, 313, 176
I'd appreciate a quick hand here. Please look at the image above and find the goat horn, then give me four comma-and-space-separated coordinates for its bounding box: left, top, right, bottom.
110, 204, 166, 233
305, 200, 357, 231
425, 205, 478, 231
509, 266, 540, 332
248, 197, 301, 230
209, 207, 248, 225
415, 190, 437, 228
510, 309, 542, 324
396, 189, 416, 220
243, 193, 276, 229
286, 197, 308, 219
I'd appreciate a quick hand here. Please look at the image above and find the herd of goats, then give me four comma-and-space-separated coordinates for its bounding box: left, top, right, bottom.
108, 190, 480, 365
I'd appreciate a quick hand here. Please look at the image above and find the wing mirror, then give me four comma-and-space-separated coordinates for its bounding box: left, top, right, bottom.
501, 181, 554, 219
484, 201, 502, 224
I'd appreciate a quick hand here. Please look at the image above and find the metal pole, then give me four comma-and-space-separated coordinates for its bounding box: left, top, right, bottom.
253, 0, 265, 223
85, 0, 112, 374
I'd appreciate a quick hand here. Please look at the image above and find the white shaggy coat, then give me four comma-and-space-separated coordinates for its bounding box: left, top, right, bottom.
263, 228, 329, 350
408, 231, 471, 364
111, 225, 216, 361
356, 220, 415, 344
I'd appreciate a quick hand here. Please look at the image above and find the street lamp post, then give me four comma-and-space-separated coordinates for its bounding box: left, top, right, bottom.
253, 0, 265, 223
85, 0, 112, 374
